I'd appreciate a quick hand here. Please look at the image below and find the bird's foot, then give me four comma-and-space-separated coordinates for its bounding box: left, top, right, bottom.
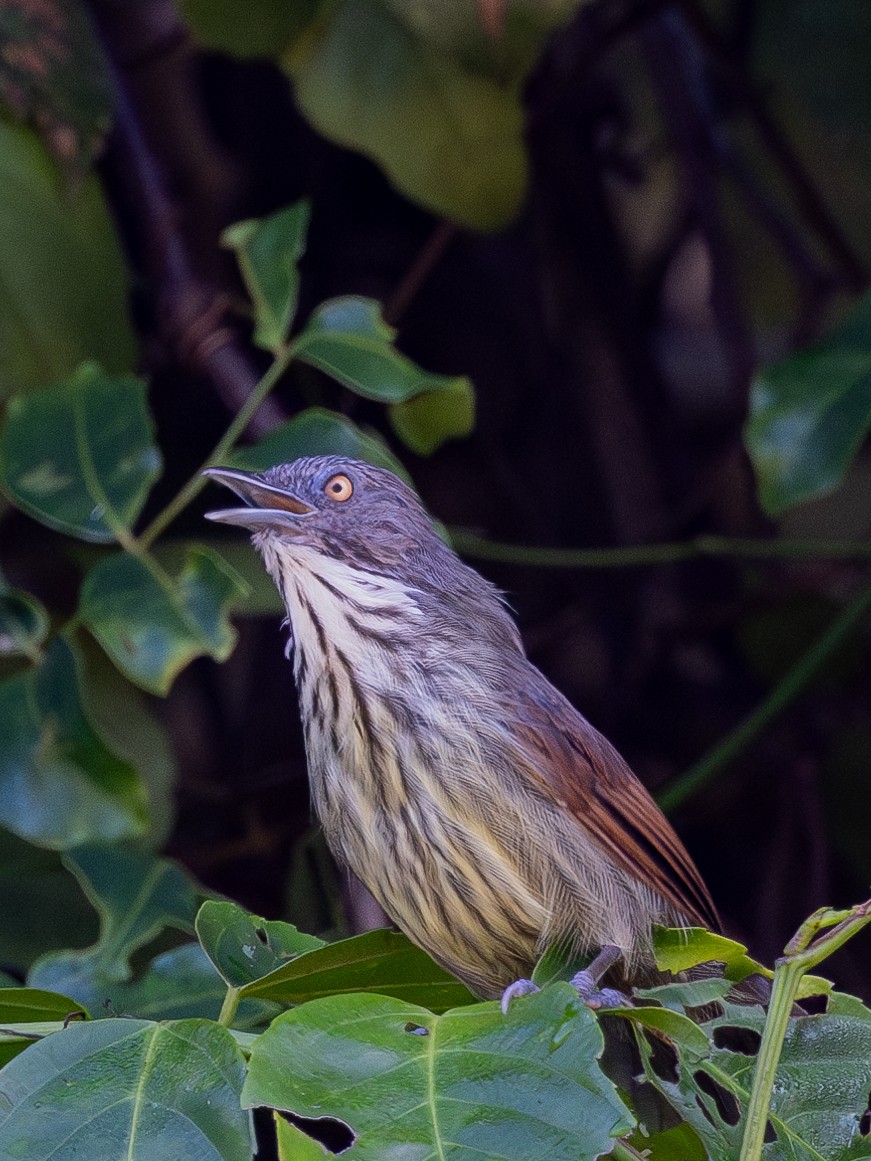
568, 968, 629, 1009
500, 978, 540, 1014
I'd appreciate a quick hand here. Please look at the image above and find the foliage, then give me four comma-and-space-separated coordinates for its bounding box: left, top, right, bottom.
4, 1, 871, 1153
183, 0, 587, 229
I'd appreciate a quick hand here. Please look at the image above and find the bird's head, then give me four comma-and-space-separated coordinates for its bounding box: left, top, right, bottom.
204, 456, 457, 590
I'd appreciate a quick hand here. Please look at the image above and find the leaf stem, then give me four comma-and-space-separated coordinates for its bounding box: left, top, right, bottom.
218, 986, 242, 1029
658, 582, 871, 811
450, 528, 871, 569
137, 340, 298, 549
738, 898, 871, 1161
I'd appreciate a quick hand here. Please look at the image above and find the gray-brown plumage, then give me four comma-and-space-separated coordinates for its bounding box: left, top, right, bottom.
205, 456, 719, 999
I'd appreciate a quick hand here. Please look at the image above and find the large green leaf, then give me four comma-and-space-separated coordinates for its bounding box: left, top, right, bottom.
196, 900, 325, 988
30, 941, 273, 1028
222, 201, 310, 351
0, 637, 149, 849
389, 375, 475, 455
238, 928, 475, 1013
0, 1018, 253, 1161
244, 985, 633, 1160
228, 405, 411, 481
284, 0, 528, 228
0, 123, 136, 399
745, 291, 871, 515
0, 363, 161, 541
80, 546, 245, 695
30, 845, 198, 987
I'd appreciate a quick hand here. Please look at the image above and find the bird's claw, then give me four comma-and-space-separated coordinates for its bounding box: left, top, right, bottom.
500, 978, 540, 1013
569, 968, 630, 1009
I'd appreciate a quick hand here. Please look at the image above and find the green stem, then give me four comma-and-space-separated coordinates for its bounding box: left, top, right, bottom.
450, 529, 871, 570
610, 1140, 646, 1160
218, 986, 242, 1029
738, 960, 802, 1161
658, 582, 871, 812
738, 899, 871, 1161
138, 340, 298, 549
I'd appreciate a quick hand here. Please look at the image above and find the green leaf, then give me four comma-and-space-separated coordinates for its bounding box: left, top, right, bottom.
0, 829, 98, 974
0, 123, 137, 400
196, 900, 325, 988
0, 1, 111, 173
388, 376, 475, 454
240, 928, 476, 1014
244, 985, 633, 1160
228, 405, 411, 481
72, 630, 177, 848
0, 637, 149, 849
30, 941, 273, 1027
296, 297, 475, 416
222, 201, 310, 351
0, 987, 88, 1066
0, 363, 161, 542
284, 0, 528, 229
607, 1005, 710, 1058
182, 0, 317, 58
80, 546, 245, 695
0, 1017, 253, 1161
29, 845, 199, 985
652, 926, 831, 999
0, 585, 49, 663
745, 291, 871, 515
637, 995, 871, 1161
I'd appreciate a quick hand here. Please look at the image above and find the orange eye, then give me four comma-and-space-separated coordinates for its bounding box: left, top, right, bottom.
324, 473, 353, 502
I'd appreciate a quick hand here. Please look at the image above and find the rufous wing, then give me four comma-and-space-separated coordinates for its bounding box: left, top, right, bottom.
507, 676, 720, 933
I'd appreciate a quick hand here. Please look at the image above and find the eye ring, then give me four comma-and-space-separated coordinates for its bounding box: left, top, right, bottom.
324, 473, 353, 502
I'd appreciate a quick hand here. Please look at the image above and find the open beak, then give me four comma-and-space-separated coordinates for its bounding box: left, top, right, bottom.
202, 466, 314, 530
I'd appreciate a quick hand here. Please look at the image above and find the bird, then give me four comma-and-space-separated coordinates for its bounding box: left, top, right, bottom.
204, 456, 719, 1003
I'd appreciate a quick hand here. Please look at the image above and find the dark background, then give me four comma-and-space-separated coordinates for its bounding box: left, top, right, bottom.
14, 0, 871, 995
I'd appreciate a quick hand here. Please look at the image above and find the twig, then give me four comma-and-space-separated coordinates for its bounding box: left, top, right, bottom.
383, 221, 459, 327
450, 528, 871, 568
87, 0, 284, 434
659, 582, 871, 811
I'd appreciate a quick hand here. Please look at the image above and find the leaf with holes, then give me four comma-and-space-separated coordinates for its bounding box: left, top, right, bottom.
244, 985, 634, 1161
80, 546, 245, 695
636, 981, 871, 1161
0, 363, 160, 541
0, 1018, 253, 1161
223, 202, 310, 351
745, 290, 871, 515
0, 637, 149, 849
238, 928, 475, 1014
295, 297, 474, 430
196, 900, 326, 988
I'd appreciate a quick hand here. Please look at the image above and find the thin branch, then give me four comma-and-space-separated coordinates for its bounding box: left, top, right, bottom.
659, 582, 871, 811
88, 0, 285, 434
450, 528, 871, 568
